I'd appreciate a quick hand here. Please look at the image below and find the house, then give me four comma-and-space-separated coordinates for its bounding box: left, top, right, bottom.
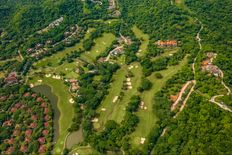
38, 137, 46, 144
4, 72, 18, 85
44, 115, 50, 121
110, 46, 124, 56
44, 122, 49, 127
25, 137, 31, 143
31, 115, 37, 121
42, 130, 49, 136
29, 122, 37, 128
6, 147, 14, 154
98, 57, 107, 63
205, 65, 222, 77
35, 43, 43, 50
48, 17, 64, 28
118, 35, 132, 45
155, 40, 178, 47
26, 48, 34, 54
0, 96, 7, 101
201, 52, 222, 77
25, 129, 32, 136
36, 97, 44, 102
108, 0, 116, 10
46, 40, 53, 45
20, 145, 27, 153
39, 145, 47, 153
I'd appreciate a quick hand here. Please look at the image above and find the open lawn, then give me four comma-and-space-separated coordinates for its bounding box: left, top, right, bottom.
80, 33, 116, 63
132, 26, 149, 57
130, 56, 188, 147
28, 77, 74, 154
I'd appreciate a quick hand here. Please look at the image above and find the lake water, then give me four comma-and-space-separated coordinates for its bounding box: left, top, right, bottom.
32, 85, 60, 143
33, 84, 83, 149
66, 127, 84, 149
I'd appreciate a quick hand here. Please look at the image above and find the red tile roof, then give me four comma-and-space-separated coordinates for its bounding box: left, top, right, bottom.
20, 145, 28, 153
39, 145, 47, 153
25, 129, 32, 136
38, 137, 46, 144
44, 122, 49, 127
42, 130, 49, 136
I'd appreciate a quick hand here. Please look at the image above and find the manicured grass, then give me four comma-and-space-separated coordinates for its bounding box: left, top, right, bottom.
130, 57, 188, 147
151, 47, 179, 61
110, 62, 142, 123
94, 62, 143, 130
28, 77, 74, 154
132, 26, 149, 57
80, 33, 116, 63
94, 67, 127, 129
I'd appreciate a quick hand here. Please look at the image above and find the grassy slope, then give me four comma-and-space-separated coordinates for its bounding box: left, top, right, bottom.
80, 33, 116, 63
94, 62, 142, 129
130, 56, 188, 147
132, 26, 149, 57
94, 67, 127, 129
28, 77, 73, 154
151, 47, 179, 61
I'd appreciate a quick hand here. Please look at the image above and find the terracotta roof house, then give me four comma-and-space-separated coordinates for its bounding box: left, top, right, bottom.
44, 122, 49, 127
31, 115, 37, 121
42, 130, 49, 136
3, 120, 13, 126
41, 102, 47, 108
29, 122, 37, 128
38, 137, 46, 144
25, 137, 31, 143
23, 92, 30, 97
31, 93, 37, 98
44, 115, 50, 121
0, 96, 7, 101
6, 146, 14, 155
39, 145, 47, 153
25, 129, 32, 136
20, 145, 28, 153
10, 107, 17, 113
7, 138, 14, 145
155, 40, 178, 47
4, 72, 18, 85
36, 97, 44, 102
15, 103, 22, 108
44, 108, 49, 114
13, 129, 20, 136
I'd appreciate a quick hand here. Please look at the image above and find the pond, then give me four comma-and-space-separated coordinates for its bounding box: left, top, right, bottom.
33, 84, 84, 149
32, 85, 60, 143
66, 127, 84, 149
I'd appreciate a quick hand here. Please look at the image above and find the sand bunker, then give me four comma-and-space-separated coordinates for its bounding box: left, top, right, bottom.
113, 96, 119, 103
